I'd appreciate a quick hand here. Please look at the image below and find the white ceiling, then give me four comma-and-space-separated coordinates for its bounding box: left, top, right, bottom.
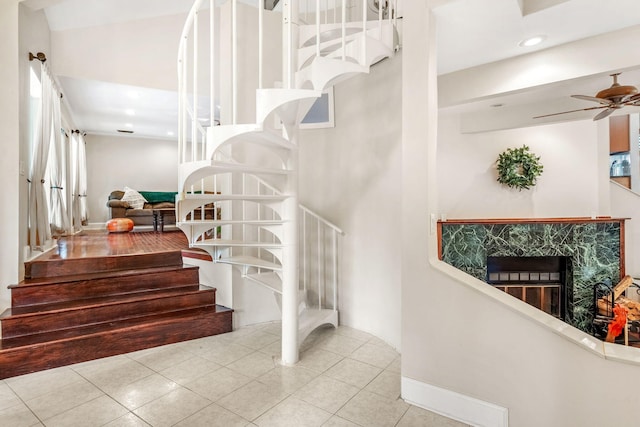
32, 0, 640, 138
435, 0, 640, 75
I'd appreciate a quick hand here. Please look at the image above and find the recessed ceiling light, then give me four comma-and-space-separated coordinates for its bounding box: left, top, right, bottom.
167, 131, 174, 136
125, 123, 133, 128
125, 109, 135, 116
519, 35, 546, 47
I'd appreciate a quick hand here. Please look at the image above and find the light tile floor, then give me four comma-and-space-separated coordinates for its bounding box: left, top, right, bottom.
0, 323, 470, 427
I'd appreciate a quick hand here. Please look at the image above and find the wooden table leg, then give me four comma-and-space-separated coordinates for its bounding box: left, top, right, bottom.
153, 211, 159, 232
158, 211, 165, 232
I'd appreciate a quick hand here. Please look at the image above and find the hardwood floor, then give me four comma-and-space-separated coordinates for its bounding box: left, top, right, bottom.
34, 229, 191, 261
0, 229, 231, 379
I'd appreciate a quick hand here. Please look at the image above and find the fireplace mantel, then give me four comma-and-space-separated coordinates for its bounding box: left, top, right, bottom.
438, 216, 627, 225
437, 217, 627, 333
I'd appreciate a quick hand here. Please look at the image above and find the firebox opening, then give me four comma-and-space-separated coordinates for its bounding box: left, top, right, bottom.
487, 256, 571, 320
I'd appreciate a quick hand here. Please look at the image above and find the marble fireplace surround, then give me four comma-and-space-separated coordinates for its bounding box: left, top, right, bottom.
438, 217, 625, 334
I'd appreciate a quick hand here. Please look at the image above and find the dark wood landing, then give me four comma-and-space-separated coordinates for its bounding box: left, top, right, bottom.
1, 237, 233, 380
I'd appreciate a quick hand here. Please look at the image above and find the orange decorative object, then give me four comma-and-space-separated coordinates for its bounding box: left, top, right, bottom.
605, 304, 628, 343
106, 218, 134, 233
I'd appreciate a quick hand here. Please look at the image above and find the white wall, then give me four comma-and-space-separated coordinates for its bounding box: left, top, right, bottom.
50, 13, 186, 91
438, 115, 603, 219
299, 54, 402, 349
611, 181, 640, 281
85, 134, 178, 224
0, 0, 21, 312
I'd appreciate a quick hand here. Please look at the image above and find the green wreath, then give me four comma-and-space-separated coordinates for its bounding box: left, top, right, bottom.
496, 145, 543, 191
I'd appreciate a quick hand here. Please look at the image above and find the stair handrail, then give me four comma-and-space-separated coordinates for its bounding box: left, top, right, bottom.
299, 203, 344, 236
214, 151, 343, 236
178, 0, 209, 165
308, 0, 398, 64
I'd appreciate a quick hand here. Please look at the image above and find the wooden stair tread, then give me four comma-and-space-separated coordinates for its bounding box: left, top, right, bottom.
1, 288, 218, 340
4, 285, 211, 317
13, 264, 199, 287
0, 305, 233, 379
10, 265, 201, 308
0, 305, 230, 350
25, 251, 184, 279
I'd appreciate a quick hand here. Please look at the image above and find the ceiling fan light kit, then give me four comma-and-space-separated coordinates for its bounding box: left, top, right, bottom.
534, 73, 640, 121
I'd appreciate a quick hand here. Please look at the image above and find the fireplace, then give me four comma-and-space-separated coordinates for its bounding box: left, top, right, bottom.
439, 218, 624, 332
487, 256, 572, 319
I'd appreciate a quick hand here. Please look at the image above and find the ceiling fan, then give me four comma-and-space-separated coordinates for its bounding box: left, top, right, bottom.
534, 73, 640, 121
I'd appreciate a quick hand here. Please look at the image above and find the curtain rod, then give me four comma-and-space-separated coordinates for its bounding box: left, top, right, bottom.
72, 129, 87, 136
30, 52, 64, 100
28, 52, 46, 63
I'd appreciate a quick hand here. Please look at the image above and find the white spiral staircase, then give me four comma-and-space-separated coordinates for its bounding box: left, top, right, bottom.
177, 0, 398, 365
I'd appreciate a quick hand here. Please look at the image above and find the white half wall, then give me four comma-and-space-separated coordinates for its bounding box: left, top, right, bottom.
85, 134, 178, 224
299, 54, 402, 350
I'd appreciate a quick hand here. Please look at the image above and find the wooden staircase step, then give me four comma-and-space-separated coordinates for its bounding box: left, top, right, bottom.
1, 287, 216, 339
10, 265, 200, 307
7, 285, 202, 315
25, 251, 184, 279
0, 305, 233, 379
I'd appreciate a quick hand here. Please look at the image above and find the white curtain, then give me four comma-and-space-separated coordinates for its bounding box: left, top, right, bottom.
71, 131, 89, 228
29, 63, 60, 249
48, 96, 70, 235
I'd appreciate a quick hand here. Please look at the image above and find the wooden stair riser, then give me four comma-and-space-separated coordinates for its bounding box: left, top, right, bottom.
11, 267, 200, 307
1, 289, 217, 339
25, 251, 184, 279
0, 307, 232, 380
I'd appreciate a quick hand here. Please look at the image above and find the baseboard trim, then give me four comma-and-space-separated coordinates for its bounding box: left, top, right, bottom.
401, 377, 508, 427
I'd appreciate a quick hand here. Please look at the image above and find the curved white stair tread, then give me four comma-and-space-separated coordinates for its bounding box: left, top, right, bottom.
217, 255, 282, 271
298, 22, 396, 66
298, 308, 338, 344
296, 56, 369, 92
179, 161, 291, 191
299, 20, 389, 47
206, 125, 293, 158
178, 219, 287, 226
299, 24, 363, 47
181, 193, 290, 201
178, 193, 290, 216
327, 34, 393, 68
193, 239, 284, 248
256, 88, 321, 126
245, 272, 282, 294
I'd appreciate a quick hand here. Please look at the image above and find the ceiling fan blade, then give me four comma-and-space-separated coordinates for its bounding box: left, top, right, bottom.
571, 95, 613, 105
533, 105, 607, 119
624, 93, 640, 105
593, 108, 616, 121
